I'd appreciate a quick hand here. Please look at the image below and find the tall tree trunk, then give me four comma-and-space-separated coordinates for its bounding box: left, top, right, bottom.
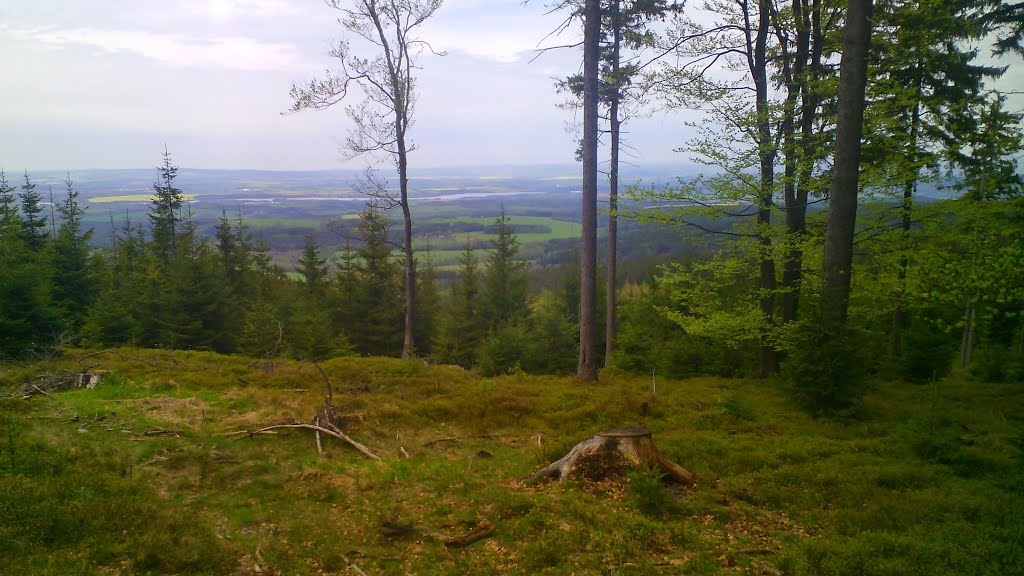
753, 0, 778, 376
780, 0, 811, 325
577, 0, 601, 381
606, 0, 622, 365
822, 0, 874, 330
891, 80, 922, 356
784, 0, 824, 323
397, 122, 416, 360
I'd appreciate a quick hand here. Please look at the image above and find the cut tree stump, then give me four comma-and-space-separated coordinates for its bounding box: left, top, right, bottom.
76, 371, 109, 389
524, 426, 696, 487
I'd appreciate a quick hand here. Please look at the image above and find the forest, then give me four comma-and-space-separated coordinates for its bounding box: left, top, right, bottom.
1, 0, 1023, 574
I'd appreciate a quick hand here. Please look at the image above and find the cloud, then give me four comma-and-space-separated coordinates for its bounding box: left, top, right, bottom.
178, 0, 299, 21
7, 26, 298, 72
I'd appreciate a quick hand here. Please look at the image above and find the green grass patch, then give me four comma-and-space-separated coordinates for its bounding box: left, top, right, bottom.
1, 349, 1021, 574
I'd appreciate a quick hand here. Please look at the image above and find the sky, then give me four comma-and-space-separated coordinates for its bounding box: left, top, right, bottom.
0, 0, 1021, 172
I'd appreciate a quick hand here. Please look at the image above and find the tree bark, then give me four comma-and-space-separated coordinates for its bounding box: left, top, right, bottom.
822, 0, 874, 331
398, 129, 416, 360
753, 0, 778, 376
779, 0, 810, 325
524, 426, 696, 486
606, 0, 622, 365
577, 0, 601, 382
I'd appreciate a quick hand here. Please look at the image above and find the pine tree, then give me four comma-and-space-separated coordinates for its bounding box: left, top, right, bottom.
0, 170, 18, 233
19, 172, 48, 250
52, 175, 96, 332
297, 234, 329, 295
414, 251, 439, 357
350, 209, 403, 356
483, 210, 529, 326
148, 148, 184, 263
83, 215, 145, 346
433, 243, 485, 367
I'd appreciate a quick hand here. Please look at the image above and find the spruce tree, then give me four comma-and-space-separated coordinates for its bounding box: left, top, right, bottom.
433, 243, 484, 367
148, 148, 184, 263
52, 175, 96, 332
297, 234, 329, 295
413, 251, 439, 357
483, 210, 528, 326
0, 170, 18, 233
350, 209, 403, 356
19, 172, 48, 250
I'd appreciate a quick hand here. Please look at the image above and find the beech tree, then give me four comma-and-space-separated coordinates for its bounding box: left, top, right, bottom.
821, 0, 873, 330
289, 0, 444, 360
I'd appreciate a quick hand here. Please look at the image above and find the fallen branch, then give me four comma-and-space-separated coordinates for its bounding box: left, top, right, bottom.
444, 521, 496, 548
341, 553, 368, 576
314, 417, 323, 456
322, 421, 382, 462
423, 434, 498, 447
238, 423, 381, 461
144, 429, 181, 437
77, 349, 113, 363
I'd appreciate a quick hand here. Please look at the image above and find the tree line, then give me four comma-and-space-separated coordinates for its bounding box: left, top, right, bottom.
3, 0, 1022, 411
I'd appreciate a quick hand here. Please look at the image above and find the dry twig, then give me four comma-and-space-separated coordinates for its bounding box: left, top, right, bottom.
238, 423, 381, 461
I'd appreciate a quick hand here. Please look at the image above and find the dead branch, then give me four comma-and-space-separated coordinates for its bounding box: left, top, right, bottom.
423, 434, 498, 447
314, 417, 323, 456
238, 423, 381, 461
444, 521, 496, 548
144, 429, 181, 437
341, 554, 369, 576
248, 320, 283, 368
77, 349, 113, 363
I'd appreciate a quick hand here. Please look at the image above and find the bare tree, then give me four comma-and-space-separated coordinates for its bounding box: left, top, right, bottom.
289, 0, 443, 359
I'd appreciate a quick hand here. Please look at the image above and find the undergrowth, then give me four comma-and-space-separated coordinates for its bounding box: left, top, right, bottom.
1, 348, 1021, 575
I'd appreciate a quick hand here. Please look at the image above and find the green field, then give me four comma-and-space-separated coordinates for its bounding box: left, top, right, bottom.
2, 349, 1021, 575
90, 193, 197, 203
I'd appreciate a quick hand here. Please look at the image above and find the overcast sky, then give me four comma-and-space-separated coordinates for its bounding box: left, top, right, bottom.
1, 0, 1020, 172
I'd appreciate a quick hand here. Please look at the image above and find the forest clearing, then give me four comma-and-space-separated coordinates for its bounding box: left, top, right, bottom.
2, 348, 1021, 575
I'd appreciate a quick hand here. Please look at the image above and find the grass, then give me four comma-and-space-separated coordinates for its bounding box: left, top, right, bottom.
1, 349, 1021, 575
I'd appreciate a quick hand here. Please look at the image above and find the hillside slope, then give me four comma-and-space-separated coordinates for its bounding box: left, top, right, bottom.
2, 349, 1021, 575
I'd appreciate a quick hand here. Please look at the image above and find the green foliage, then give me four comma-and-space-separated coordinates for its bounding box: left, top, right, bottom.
0, 435, 232, 575
148, 148, 184, 263
970, 345, 1024, 383
611, 282, 755, 378
781, 316, 873, 413
17, 172, 49, 251
482, 209, 529, 325
475, 321, 529, 376
629, 467, 683, 517
897, 321, 957, 383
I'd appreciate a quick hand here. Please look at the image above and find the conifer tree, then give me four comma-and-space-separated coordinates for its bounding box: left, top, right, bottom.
149, 148, 184, 263
52, 175, 96, 332
297, 234, 329, 295
414, 251, 439, 357
483, 210, 529, 326
433, 243, 483, 367
19, 172, 48, 250
0, 171, 18, 232
350, 209, 403, 355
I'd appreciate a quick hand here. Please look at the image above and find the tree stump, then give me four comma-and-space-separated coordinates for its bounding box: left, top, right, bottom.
525, 426, 696, 487
75, 371, 108, 389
